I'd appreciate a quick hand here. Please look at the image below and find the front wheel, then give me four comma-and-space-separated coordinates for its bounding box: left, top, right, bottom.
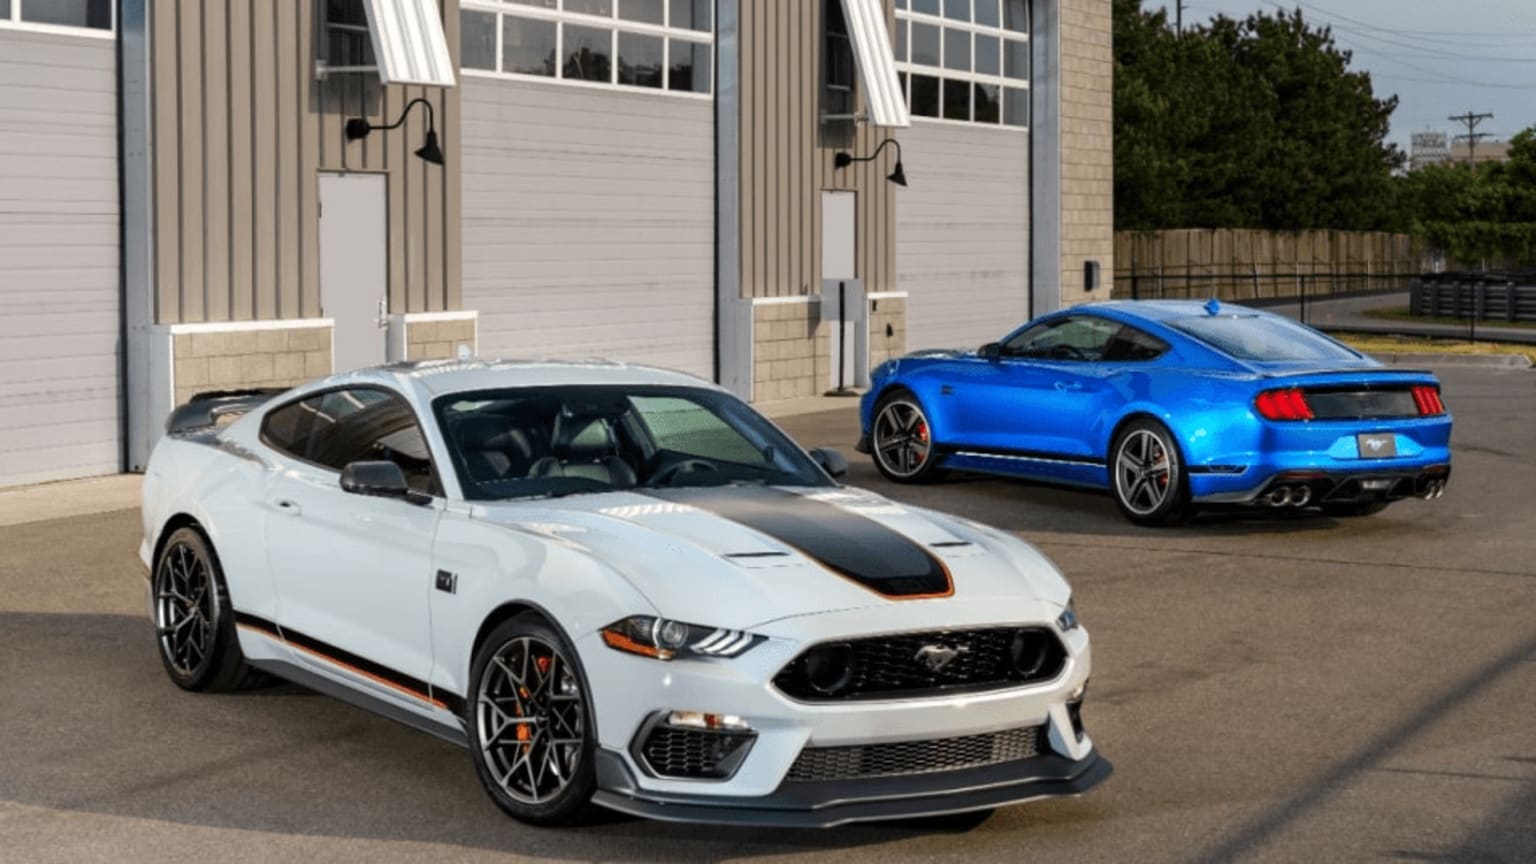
1110, 419, 1191, 526
870, 393, 945, 483
468, 614, 597, 827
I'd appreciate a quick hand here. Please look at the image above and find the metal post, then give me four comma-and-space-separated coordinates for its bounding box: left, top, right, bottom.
1299, 274, 1307, 325
1131, 268, 1139, 301
838, 280, 847, 390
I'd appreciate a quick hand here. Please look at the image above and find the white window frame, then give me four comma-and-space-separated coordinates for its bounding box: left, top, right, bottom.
896, 1, 1029, 130
0, 0, 116, 39
360, 0, 457, 87
460, 0, 714, 100
838, 0, 910, 127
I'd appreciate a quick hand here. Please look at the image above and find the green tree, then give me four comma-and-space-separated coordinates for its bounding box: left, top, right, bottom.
1406, 127, 1536, 265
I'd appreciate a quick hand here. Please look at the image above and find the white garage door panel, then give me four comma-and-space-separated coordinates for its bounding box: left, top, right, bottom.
461, 79, 715, 380
897, 123, 1031, 353
0, 31, 120, 487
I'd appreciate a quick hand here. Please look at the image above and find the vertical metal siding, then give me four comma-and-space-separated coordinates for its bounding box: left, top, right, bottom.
737, 0, 895, 298
147, 0, 461, 324
0, 29, 121, 485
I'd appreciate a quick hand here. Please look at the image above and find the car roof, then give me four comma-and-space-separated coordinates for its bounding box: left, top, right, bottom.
314, 357, 721, 399
1072, 299, 1272, 324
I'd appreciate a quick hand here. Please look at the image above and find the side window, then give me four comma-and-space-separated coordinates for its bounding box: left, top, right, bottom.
1100, 325, 1171, 362
263, 388, 439, 496
1001, 316, 1120, 361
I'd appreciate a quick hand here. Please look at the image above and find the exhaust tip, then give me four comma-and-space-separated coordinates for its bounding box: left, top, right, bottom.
1291, 486, 1312, 507
1266, 486, 1292, 507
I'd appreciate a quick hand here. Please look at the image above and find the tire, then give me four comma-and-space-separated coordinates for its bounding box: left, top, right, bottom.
1321, 500, 1391, 518
152, 526, 257, 692
467, 614, 598, 827
1110, 419, 1191, 526
870, 392, 946, 483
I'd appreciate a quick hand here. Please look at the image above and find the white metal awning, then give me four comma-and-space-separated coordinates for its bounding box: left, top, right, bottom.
839, 0, 911, 128
362, 0, 457, 87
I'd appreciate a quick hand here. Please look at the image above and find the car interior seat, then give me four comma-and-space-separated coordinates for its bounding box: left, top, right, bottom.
528, 414, 638, 487
457, 416, 539, 484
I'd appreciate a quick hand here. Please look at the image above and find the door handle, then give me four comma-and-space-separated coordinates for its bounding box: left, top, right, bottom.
273, 499, 302, 517
1054, 381, 1084, 392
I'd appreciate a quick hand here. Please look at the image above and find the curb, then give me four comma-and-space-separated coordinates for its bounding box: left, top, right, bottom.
1319, 322, 1536, 346
1373, 352, 1533, 369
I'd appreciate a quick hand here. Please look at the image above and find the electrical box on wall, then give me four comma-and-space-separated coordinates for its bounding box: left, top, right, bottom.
1084, 260, 1101, 293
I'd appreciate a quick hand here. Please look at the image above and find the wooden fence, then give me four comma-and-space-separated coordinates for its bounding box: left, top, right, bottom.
1114, 230, 1429, 301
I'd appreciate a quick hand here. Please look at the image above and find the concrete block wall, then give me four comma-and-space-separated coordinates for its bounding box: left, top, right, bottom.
406, 318, 476, 361
752, 301, 829, 402
868, 296, 908, 367
1059, 0, 1115, 305
171, 325, 332, 406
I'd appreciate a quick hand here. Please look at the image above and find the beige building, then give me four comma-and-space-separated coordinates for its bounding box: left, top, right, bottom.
0, 0, 1113, 487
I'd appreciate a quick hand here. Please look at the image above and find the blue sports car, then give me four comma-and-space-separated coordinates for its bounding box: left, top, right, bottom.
856, 300, 1452, 525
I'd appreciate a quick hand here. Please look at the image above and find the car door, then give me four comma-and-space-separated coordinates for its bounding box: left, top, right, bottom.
260, 387, 444, 710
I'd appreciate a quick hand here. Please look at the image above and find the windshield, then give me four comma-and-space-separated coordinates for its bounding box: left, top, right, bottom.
433, 385, 833, 501
1168, 314, 1363, 363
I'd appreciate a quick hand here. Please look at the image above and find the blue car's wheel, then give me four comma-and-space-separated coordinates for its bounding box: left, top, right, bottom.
1111, 419, 1191, 526
871, 393, 944, 483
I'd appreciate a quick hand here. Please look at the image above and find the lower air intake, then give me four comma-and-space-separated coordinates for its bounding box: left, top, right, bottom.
785, 724, 1045, 782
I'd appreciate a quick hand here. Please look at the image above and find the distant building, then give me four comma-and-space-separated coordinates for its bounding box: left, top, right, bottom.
1411, 128, 1511, 169
1450, 139, 1511, 165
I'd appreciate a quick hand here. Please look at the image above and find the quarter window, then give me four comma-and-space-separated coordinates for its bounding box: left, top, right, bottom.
460, 0, 713, 96
896, 0, 1028, 128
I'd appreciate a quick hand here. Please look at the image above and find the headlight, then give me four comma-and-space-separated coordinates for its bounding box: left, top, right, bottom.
600, 616, 764, 661
1056, 597, 1081, 632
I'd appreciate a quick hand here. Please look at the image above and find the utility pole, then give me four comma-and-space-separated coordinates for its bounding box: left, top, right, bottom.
1448, 111, 1494, 165
1176, 0, 1184, 34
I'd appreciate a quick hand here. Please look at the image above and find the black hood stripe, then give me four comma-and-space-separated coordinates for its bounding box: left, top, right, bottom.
644, 487, 953, 599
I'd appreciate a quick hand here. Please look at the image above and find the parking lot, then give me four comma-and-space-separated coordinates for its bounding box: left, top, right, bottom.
1, 364, 1533, 863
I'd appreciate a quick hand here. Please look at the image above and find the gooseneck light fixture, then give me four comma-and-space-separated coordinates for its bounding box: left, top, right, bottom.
344, 97, 445, 166
832, 138, 907, 187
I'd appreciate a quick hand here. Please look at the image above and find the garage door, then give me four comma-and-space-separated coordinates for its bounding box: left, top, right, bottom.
0, 30, 121, 487
460, 79, 715, 380
896, 122, 1030, 353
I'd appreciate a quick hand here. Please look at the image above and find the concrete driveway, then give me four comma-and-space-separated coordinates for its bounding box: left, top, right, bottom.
1, 365, 1532, 863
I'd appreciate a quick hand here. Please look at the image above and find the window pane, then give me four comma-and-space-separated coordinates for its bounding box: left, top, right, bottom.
504, 17, 557, 76
910, 0, 940, 15
566, 0, 614, 15
1004, 0, 1027, 32
894, 19, 907, 63
974, 33, 999, 76
669, 0, 711, 31
1, 1, 10, 18
1004, 38, 1028, 79
668, 39, 711, 92
974, 0, 1000, 27
974, 82, 1000, 123
564, 24, 613, 81
943, 0, 969, 21
262, 399, 319, 459
943, 28, 969, 72
618, 0, 664, 25
21, 0, 112, 28
910, 22, 940, 66
460, 10, 497, 71
1003, 86, 1028, 126
507, 0, 558, 7
942, 78, 969, 121
617, 31, 663, 87
910, 74, 939, 117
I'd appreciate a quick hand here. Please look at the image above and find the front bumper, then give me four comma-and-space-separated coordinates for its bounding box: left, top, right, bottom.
591, 747, 1111, 827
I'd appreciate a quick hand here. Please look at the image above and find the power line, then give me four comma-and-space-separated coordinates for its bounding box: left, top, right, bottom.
1449, 111, 1494, 164
1293, 1, 1536, 44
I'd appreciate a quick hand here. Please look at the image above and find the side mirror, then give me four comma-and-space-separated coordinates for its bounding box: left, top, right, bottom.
340, 461, 429, 504
978, 342, 1002, 360
809, 447, 849, 481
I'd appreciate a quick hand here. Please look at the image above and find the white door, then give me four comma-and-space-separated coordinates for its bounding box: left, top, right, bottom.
319, 173, 388, 371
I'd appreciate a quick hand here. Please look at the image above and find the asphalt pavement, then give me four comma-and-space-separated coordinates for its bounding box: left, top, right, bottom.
1, 365, 1533, 863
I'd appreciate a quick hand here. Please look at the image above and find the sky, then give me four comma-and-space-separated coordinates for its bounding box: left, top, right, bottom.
1145, 0, 1536, 155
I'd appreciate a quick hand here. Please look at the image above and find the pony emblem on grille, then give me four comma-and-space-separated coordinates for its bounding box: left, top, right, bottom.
914, 643, 969, 672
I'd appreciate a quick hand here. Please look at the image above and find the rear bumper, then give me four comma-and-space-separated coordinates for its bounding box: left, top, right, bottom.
1194, 462, 1451, 505
591, 748, 1112, 828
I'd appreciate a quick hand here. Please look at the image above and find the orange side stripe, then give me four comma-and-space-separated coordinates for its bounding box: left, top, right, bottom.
237, 622, 447, 710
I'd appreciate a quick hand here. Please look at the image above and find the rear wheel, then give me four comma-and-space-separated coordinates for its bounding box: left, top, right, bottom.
152, 527, 257, 692
1321, 500, 1391, 518
1110, 419, 1190, 526
467, 614, 597, 827
870, 393, 945, 483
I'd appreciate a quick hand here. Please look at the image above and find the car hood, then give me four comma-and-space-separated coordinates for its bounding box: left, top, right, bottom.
468, 485, 1070, 631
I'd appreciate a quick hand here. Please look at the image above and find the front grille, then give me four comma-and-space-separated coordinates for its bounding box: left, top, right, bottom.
786, 725, 1045, 782
637, 725, 755, 780
773, 627, 1067, 701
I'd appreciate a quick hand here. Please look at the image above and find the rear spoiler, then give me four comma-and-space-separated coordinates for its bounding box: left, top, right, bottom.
165, 388, 289, 435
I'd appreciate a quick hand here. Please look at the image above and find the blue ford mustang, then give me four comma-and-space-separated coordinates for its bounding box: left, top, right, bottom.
857, 300, 1452, 525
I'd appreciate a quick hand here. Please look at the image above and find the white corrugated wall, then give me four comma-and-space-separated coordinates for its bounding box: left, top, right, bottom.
460, 78, 716, 380
897, 122, 1031, 352
0, 29, 121, 487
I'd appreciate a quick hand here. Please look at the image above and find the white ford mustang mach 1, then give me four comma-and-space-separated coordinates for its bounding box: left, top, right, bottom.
139, 359, 1109, 827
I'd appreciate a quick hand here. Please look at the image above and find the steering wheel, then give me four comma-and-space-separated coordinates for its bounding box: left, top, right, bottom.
648, 457, 720, 487
1049, 343, 1089, 360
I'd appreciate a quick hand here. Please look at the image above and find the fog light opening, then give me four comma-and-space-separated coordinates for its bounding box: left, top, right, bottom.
665, 710, 752, 732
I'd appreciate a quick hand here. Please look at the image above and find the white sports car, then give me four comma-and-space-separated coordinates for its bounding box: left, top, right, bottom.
139, 359, 1109, 827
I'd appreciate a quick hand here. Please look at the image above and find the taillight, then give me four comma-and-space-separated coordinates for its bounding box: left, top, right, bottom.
1254, 388, 1314, 421
1411, 385, 1446, 416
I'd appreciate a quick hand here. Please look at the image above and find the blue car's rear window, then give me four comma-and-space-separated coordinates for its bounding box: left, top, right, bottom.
1168, 315, 1363, 362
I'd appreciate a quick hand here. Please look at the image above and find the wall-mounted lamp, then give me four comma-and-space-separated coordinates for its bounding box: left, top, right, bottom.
345, 97, 444, 166
832, 138, 906, 187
